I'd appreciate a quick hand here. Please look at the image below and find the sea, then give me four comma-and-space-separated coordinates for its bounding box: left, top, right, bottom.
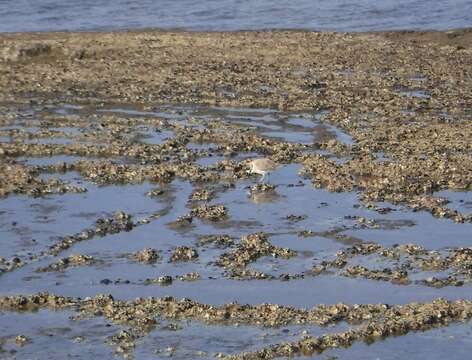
0, 0, 471, 33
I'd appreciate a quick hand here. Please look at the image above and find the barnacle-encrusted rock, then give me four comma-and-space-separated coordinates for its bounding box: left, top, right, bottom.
418, 276, 464, 288
310, 242, 472, 287
146, 188, 164, 197
36, 254, 94, 272
170, 246, 199, 262
109, 329, 137, 354
300, 154, 355, 192
177, 272, 201, 281
223, 298, 472, 359
197, 234, 234, 247
0, 163, 87, 198
343, 266, 410, 285
285, 214, 308, 222
190, 188, 213, 202
14, 335, 29, 346
144, 275, 173, 286
190, 204, 228, 221
0, 256, 24, 275
1, 294, 471, 341
49, 212, 134, 255
132, 248, 160, 264
217, 232, 297, 278
167, 214, 193, 229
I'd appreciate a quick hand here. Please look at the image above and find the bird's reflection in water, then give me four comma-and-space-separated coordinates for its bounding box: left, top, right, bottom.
249, 189, 280, 204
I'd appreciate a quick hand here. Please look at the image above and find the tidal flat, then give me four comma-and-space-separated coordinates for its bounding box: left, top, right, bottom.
0, 29, 471, 359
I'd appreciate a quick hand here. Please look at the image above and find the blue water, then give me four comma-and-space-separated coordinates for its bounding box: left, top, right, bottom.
0, 0, 471, 33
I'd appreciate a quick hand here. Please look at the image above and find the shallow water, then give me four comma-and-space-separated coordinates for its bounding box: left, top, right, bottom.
0, 310, 115, 359
324, 322, 472, 360
1, 0, 471, 33
435, 190, 472, 214
0, 103, 471, 358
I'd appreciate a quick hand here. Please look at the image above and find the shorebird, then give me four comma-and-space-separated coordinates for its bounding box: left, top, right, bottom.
247, 158, 279, 183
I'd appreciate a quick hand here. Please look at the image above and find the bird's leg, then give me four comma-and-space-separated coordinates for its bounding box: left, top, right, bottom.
259, 173, 266, 183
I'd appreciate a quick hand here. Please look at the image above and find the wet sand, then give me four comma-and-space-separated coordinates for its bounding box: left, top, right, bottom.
0, 29, 471, 359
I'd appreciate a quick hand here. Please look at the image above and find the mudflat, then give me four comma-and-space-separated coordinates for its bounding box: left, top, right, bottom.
0, 29, 471, 359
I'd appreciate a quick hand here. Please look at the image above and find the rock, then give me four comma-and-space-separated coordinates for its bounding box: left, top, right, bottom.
177, 272, 200, 281
190, 204, 227, 221
14, 334, 29, 346
170, 246, 199, 262
132, 248, 160, 264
